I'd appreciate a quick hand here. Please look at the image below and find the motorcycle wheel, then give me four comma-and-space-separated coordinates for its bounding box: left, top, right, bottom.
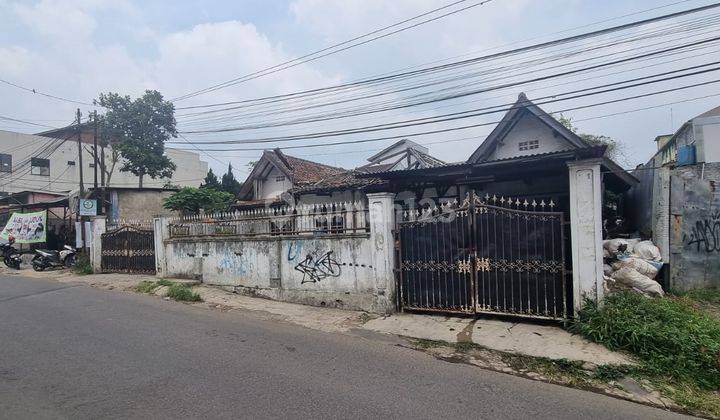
32, 261, 45, 271
10, 259, 20, 270
64, 255, 76, 268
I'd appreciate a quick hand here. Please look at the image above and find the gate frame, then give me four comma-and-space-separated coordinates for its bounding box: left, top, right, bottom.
100, 224, 156, 274
396, 191, 571, 320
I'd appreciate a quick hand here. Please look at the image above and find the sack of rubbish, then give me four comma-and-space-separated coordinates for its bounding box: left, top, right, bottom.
633, 240, 662, 261
611, 267, 664, 297
612, 256, 660, 279
603, 238, 629, 255
603, 263, 613, 276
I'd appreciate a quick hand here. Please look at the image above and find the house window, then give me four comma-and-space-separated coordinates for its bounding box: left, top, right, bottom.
31, 157, 50, 176
0, 154, 11, 173
519, 140, 539, 151
275, 175, 286, 182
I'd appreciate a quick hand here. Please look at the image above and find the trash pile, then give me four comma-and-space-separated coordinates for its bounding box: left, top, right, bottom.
603, 238, 665, 297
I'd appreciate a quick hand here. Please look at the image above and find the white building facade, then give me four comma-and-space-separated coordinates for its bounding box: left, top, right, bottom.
0, 129, 208, 195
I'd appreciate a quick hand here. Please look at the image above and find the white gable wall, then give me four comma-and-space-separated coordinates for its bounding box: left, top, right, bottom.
257, 166, 293, 199
487, 114, 575, 161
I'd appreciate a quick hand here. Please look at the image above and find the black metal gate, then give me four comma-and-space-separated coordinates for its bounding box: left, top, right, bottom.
101, 226, 156, 274
397, 194, 569, 319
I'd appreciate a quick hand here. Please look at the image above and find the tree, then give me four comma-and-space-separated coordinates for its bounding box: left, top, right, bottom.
163, 187, 235, 215
200, 168, 221, 190
221, 163, 242, 196
556, 114, 624, 162
96, 90, 177, 188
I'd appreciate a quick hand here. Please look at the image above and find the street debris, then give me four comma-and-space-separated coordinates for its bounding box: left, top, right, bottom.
603, 238, 664, 297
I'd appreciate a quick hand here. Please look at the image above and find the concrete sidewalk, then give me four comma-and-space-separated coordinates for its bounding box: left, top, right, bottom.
2, 266, 632, 366
363, 314, 633, 365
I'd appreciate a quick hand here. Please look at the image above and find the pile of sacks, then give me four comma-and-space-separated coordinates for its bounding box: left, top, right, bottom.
603, 238, 664, 297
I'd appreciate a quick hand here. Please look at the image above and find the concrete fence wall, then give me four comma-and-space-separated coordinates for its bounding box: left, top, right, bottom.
154, 193, 396, 313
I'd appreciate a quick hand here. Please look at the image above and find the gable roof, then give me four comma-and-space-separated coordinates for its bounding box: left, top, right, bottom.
467, 93, 588, 164
366, 139, 427, 163
238, 149, 347, 199
358, 143, 445, 173
695, 104, 720, 119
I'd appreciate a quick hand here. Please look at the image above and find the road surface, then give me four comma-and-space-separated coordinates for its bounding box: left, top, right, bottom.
0, 274, 688, 419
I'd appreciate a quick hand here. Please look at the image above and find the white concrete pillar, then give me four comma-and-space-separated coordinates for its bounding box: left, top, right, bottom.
367, 192, 396, 313
89, 216, 106, 273
153, 217, 169, 278
567, 159, 604, 312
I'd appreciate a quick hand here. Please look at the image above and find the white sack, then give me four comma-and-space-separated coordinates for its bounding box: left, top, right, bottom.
604, 239, 629, 255
634, 240, 662, 261
612, 257, 659, 279
611, 267, 664, 297
603, 264, 613, 277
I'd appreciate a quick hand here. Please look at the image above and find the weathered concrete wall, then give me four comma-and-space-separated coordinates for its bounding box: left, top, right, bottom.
116, 190, 178, 220
157, 193, 396, 313
669, 163, 720, 290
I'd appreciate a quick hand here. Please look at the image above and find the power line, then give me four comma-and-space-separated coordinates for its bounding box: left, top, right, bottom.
173, 78, 720, 152
175, 54, 720, 142
0, 77, 97, 107
174, 2, 720, 109
171, 0, 495, 101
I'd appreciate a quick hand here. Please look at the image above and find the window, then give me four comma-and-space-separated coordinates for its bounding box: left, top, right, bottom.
275, 175, 286, 182
31, 157, 50, 176
0, 154, 10, 173
519, 140, 539, 151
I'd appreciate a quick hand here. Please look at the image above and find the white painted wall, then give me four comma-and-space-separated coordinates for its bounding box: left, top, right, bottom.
487, 115, 574, 161
695, 116, 720, 163
0, 130, 208, 194
257, 166, 292, 199
567, 159, 604, 312
156, 194, 396, 313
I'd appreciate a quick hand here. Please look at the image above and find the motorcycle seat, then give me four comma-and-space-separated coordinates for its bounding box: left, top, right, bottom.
36, 249, 59, 257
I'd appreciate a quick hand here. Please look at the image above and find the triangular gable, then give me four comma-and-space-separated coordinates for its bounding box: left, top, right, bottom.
237, 149, 293, 200
468, 93, 588, 164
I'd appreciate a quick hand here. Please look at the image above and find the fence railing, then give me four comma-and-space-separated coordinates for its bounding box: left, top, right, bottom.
167, 201, 369, 239
107, 219, 155, 231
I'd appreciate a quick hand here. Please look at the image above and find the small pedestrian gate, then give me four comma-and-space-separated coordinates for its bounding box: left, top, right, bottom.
397, 194, 569, 320
101, 226, 156, 274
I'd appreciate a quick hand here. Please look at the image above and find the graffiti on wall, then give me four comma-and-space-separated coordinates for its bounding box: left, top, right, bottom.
685, 211, 720, 253
294, 251, 341, 284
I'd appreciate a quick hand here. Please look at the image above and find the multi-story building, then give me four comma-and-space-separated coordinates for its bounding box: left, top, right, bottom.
0, 126, 208, 196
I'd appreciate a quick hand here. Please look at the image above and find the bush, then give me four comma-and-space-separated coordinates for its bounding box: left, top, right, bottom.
166, 284, 202, 302
136, 281, 159, 293
73, 253, 93, 275
571, 291, 720, 389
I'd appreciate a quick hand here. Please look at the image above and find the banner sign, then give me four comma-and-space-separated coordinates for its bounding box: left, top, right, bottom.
0, 210, 47, 243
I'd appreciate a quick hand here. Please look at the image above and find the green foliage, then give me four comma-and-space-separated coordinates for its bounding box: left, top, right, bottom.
96, 90, 177, 187
157, 278, 174, 287
221, 163, 242, 196
556, 113, 623, 162
166, 284, 202, 302
136, 281, 159, 293
163, 187, 234, 215
200, 168, 222, 190
571, 291, 720, 389
73, 253, 93, 275
592, 364, 632, 381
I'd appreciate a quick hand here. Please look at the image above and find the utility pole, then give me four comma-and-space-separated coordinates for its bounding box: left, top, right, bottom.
76, 109, 85, 251
93, 111, 99, 192
76, 109, 84, 195
100, 127, 106, 216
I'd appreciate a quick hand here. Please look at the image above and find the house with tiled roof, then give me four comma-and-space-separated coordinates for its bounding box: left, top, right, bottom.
235, 148, 388, 207
357, 139, 445, 173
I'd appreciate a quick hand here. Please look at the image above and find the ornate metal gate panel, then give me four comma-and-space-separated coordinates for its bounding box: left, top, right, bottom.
397, 194, 569, 319
101, 226, 156, 274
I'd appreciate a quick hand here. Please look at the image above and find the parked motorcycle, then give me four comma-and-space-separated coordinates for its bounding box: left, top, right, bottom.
31, 245, 77, 271
1, 235, 22, 270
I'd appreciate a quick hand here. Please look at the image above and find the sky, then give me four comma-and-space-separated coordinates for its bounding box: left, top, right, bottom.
1, 0, 719, 181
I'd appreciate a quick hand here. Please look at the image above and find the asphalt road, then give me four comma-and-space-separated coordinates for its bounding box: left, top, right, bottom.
0, 274, 689, 419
